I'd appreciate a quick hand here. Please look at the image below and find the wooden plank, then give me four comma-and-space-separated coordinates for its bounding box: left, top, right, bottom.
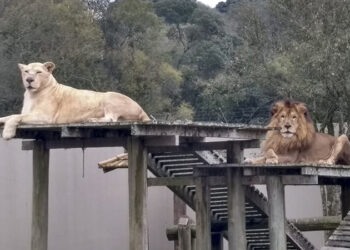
148, 140, 260, 153
132, 123, 267, 139
147, 177, 195, 186
227, 142, 246, 250
341, 185, 350, 218
322, 247, 350, 250
22, 137, 126, 150
128, 136, 148, 250
302, 166, 350, 177
31, 140, 50, 250
267, 175, 286, 250
195, 176, 211, 250
289, 216, 341, 231
174, 196, 187, 250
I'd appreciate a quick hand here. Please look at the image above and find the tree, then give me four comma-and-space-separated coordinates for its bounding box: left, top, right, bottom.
0, 0, 105, 115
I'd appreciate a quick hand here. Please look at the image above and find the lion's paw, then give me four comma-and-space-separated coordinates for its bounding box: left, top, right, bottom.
2, 128, 16, 140
243, 158, 253, 164
318, 159, 335, 165
266, 157, 278, 164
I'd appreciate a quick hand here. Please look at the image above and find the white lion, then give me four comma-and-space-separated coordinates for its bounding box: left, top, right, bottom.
0, 62, 150, 139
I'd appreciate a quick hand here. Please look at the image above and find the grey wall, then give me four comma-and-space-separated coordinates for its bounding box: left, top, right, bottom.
0, 140, 174, 250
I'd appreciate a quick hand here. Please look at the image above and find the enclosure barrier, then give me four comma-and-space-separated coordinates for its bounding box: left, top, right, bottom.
2, 121, 350, 250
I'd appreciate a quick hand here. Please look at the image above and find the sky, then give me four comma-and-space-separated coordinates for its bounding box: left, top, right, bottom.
197, 0, 222, 8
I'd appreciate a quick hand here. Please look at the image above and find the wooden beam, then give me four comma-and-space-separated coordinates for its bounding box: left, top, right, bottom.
178, 218, 192, 250
289, 216, 341, 231
128, 136, 148, 250
147, 177, 195, 187
132, 123, 267, 139
195, 176, 211, 250
147, 140, 260, 154
267, 176, 286, 250
22, 137, 126, 150
227, 142, 246, 250
31, 140, 50, 250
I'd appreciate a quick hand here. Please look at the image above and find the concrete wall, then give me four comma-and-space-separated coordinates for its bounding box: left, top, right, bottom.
0, 140, 174, 250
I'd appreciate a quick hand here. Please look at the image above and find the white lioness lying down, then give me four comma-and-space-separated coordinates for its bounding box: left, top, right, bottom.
0, 62, 150, 139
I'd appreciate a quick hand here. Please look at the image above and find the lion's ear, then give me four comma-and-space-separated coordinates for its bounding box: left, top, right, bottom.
43, 62, 55, 73
18, 63, 26, 71
271, 101, 284, 116
296, 102, 310, 119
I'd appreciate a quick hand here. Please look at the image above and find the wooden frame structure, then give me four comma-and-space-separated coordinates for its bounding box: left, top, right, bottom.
2, 121, 350, 250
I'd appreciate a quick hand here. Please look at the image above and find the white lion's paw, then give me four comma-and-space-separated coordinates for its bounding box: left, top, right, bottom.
2, 128, 16, 140
243, 158, 253, 164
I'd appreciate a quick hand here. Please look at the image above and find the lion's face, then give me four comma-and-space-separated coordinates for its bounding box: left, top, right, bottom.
276, 108, 300, 138
264, 100, 315, 152
18, 62, 55, 93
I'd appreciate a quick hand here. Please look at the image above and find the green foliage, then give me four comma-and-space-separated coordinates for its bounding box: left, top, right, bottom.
1, 0, 350, 127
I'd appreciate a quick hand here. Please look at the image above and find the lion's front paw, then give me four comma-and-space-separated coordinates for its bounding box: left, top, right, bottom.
2, 130, 16, 140
266, 157, 278, 164
243, 158, 253, 164
318, 158, 335, 165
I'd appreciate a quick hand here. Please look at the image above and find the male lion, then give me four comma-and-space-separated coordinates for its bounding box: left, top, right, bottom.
245, 100, 350, 165
0, 62, 150, 139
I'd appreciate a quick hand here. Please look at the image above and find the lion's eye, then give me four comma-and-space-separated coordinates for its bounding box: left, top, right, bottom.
37, 71, 42, 74
25, 70, 29, 73
293, 116, 297, 119
281, 115, 285, 119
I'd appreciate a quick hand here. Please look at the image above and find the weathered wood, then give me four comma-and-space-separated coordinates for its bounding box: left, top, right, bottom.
267, 176, 286, 250
128, 136, 148, 250
289, 216, 341, 231
195, 176, 211, 250
341, 185, 350, 218
227, 142, 246, 250
321, 247, 350, 250
22, 137, 126, 150
174, 197, 187, 250
148, 177, 196, 186
31, 140, 50, 250
132, 123, 267, 139
148, 140, 260, 153
178, 218, 192, 250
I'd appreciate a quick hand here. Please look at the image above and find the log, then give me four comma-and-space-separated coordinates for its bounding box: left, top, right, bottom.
289, 216, 341, 231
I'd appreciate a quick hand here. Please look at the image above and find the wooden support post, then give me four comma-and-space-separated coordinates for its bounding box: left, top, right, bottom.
211, 233, 223, 250
267, 176, 286, 250
227, 142, 246, 250
341, 185, 350, 218
31, 140, 49, 250
174, 195, 187, 250
128, 136, 148, 250
178, 218, 192, 250
195, 175, 211, 250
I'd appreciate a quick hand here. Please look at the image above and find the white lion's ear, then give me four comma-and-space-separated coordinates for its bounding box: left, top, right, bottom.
18, 63, 26, 71
43, 62, 55, 73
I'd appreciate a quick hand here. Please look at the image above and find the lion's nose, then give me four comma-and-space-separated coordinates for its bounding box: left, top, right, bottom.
26, 77, 34, 84
285, 124, 291, 129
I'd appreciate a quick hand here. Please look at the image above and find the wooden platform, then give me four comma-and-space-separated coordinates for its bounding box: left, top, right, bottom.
2, 121, 350, 250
